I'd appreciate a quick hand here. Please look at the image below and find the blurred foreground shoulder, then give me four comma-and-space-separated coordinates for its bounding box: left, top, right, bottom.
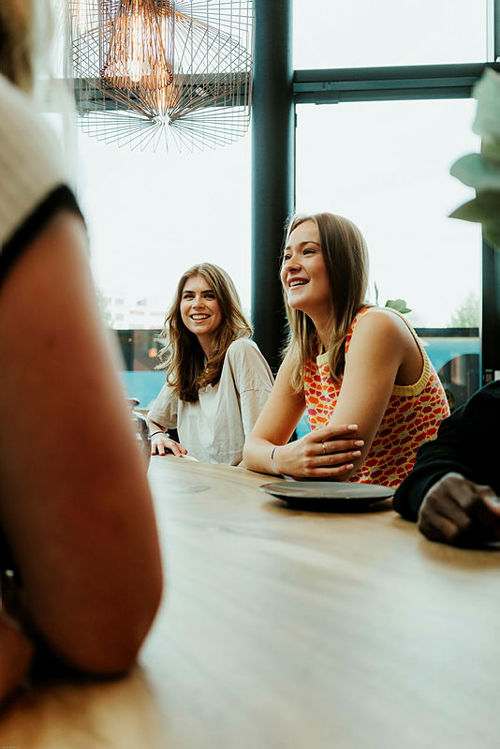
0, 74, 72, 247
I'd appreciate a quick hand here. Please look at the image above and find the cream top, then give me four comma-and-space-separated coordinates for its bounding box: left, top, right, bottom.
148, 338, 274, 465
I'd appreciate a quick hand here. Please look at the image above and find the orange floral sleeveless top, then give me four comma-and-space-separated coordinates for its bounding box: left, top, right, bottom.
303, 307, 450, 487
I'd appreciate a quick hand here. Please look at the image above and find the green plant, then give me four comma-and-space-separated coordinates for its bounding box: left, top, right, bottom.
449, 68, 500, 249
384, 298, 412, 314
448, 292, 480, 328
374, 282, 411, 314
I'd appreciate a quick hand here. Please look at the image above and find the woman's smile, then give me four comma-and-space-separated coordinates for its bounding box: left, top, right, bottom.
281, 220, 331, 313
180, 274, 223, 352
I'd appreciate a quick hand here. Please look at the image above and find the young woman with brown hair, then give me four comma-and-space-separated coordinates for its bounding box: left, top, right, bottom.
148, 263, 274, 465
243, 212, 450, 486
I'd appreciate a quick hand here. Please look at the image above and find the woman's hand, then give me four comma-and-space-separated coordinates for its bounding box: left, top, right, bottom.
150, 433, 187, 458
273, 424, 364, 479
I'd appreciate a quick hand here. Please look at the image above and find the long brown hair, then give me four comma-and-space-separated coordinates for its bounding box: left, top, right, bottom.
158, 263, 252, 402
283, 213, 369, 392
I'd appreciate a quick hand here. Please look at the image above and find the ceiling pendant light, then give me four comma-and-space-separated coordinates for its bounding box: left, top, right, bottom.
69, 0, 254, 152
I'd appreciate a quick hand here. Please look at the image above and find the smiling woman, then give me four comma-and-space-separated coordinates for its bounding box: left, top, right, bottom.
281, 223, 332, 324
179, 275, 223, 356
147, 263, 274, 465
243, 212, 450, 487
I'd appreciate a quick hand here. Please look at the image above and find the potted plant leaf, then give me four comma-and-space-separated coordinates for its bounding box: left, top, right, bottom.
449, 67, 500, 250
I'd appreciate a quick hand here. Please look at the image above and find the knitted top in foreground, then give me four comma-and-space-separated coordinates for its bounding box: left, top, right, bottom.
0, 74, 79, 283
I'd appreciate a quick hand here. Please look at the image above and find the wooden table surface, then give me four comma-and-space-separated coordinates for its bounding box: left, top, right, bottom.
1, 457, 499, 749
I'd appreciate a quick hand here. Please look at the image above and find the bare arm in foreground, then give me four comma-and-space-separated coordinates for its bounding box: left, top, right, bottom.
0, 212, 163, 702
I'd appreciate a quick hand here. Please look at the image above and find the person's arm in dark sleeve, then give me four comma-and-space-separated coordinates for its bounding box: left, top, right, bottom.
393, 382, 500, 521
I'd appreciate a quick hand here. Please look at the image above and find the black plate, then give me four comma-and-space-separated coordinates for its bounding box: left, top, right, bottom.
260, 480, 394, 510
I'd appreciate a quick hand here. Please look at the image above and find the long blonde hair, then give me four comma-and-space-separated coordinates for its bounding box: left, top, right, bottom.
0, 0, 34, 90
158, 263, 252, 402
283, 213, 369, 392
0, 0, 60, 98
1, 1, 76, 170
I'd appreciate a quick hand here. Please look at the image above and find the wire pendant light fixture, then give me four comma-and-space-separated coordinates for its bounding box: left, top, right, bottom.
69, 1, 254, 152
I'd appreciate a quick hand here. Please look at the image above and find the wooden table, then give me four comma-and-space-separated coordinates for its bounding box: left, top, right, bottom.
1, 457, 499, 748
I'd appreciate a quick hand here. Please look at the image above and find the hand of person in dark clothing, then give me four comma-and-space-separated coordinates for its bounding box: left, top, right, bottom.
418, 471, 500, 546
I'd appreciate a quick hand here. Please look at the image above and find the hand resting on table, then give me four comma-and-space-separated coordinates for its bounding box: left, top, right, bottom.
150, 433, 187, 457
271, 424, 364, 479
418, 472, 500, 546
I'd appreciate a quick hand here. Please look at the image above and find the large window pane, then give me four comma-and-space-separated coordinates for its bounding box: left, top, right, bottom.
294, 0, 489, 69
76, 136, 251, 324
74, 134, 251, 408
296, 98, 482, 406
46, 0, 252, 412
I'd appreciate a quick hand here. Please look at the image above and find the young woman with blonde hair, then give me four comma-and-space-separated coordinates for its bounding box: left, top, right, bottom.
0, 0, 162, 703
243, 212, 450, 486
148, 263, 273, 465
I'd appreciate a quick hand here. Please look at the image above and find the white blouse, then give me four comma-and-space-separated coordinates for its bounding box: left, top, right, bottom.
148, 338, 274, 465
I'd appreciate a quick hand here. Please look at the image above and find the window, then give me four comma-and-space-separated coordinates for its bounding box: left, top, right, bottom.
296, 97, 482, 405
76, 133, 251, 323
74, 131, 251, 408
293, 0, 490, 69
296, 98, 481, 326
48, 3, 253, 411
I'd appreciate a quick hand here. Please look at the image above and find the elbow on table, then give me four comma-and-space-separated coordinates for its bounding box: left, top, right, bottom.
336, 455, 368, 481
34, 571, 164, 677
337, 459, 364, 482
241, 438, 258, 472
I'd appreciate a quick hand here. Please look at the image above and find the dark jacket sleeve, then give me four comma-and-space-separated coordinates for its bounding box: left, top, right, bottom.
392, 382, 500, 521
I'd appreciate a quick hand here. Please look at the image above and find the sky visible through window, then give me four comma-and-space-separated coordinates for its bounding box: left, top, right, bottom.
295, 98, 482, 327
76, 135, 252, 322
293, 0, 489, 68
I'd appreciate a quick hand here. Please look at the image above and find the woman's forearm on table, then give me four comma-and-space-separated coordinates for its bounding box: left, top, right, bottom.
148, 418, 166, 435
242, 436, 277, 475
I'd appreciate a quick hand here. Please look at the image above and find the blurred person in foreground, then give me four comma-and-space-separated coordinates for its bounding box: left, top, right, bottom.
0, 0, 162, 703
393, 382, 500, 546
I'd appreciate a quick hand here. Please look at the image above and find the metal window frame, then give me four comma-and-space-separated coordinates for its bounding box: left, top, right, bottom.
293, 63, 500, 103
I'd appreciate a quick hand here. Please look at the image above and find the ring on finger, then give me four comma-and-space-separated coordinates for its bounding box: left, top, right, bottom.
321, 442, 327, 455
